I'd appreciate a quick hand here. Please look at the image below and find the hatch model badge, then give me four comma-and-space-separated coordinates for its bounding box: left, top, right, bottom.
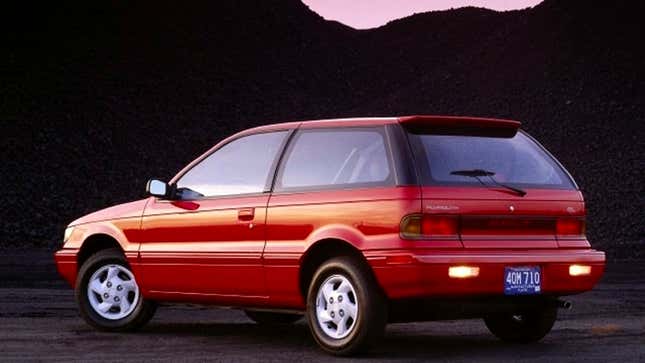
426, 205, 460, 211
509, 205, 515, 212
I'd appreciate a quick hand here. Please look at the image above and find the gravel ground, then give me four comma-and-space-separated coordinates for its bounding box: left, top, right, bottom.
0, 250, 643, 362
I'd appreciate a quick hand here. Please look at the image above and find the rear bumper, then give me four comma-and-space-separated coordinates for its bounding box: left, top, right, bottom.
366, 249, 605, 300
54, 248, 78, 287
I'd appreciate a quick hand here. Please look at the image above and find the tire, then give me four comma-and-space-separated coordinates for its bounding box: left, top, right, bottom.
244, 310, 302, 325
306, 256, 387, 356
75, 248, 157, 332
484, 306, 557, 343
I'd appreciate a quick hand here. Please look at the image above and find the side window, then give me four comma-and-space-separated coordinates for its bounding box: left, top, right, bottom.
175, 131, 287, 198
277, 128, 393, 191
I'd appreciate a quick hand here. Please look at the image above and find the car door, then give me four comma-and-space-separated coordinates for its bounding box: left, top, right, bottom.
137, 130, 289, 302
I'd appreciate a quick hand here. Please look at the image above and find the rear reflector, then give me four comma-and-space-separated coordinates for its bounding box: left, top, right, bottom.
385, 255, 415, 265
569, 264, 591, 276
461, 217, 554, 235
449, 266, 480, 278
556, 218, 586, 236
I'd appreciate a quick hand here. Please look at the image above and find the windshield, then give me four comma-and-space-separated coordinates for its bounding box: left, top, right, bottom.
409, 130, 576, 189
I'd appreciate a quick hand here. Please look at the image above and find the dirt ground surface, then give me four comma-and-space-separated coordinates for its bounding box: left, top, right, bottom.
0, 251, 643, 362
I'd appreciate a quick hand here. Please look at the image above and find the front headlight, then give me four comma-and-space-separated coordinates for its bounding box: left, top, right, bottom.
63, 226, 74, 243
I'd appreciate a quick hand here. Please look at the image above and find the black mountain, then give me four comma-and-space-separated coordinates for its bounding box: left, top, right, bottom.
2, 0, 643, 258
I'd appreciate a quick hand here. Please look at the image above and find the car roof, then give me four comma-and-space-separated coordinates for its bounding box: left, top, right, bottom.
244, 115, 520, 134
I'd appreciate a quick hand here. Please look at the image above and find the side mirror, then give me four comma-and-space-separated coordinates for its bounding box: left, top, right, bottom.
146, 179, 169, 198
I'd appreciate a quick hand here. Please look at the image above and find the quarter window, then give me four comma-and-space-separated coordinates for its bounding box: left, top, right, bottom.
175, 131, 287, 198
277, 128, 392, 190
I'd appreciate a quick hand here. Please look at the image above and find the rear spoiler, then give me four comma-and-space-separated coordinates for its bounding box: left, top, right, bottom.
398, 115, 521, 137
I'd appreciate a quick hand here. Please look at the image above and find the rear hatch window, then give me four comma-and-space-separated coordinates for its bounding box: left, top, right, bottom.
407, 130, 576, 190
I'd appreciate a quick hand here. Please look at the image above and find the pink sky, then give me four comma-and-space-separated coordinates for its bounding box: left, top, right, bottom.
302, 0, 543, 29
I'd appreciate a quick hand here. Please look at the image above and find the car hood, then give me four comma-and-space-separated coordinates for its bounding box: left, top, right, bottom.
69, 198, 149, 226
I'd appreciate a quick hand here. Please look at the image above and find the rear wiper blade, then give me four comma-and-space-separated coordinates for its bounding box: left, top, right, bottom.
450, 169, 527, 197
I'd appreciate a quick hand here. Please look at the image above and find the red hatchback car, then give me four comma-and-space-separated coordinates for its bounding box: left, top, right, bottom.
55, 116, 605, 355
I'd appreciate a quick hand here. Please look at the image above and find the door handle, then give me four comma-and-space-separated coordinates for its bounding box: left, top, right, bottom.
237, 208, 255, 221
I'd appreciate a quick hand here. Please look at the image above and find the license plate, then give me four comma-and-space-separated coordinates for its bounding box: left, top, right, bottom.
504, 266, 541, 295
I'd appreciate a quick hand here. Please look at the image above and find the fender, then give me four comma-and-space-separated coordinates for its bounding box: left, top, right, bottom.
302, 224, 367, 257
65, 219, 141, 258
55, 219, 142, 287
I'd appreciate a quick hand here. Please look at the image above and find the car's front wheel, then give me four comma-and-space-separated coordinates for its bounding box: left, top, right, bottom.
75, 248, 156, 332
484, 306, 557, 343
306, 256, 387, 356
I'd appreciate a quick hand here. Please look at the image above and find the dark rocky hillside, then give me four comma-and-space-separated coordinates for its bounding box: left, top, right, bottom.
2, 0, 643, 258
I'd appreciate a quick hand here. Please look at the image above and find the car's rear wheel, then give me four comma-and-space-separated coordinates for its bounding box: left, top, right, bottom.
484, 306, 557, 343
306, 256, 387, 356
244, 310, 302, 325
76, 248, 156, 332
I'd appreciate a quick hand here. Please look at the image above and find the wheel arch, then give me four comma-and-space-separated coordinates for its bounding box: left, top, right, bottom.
77, 233, 124, 269
298, 238, 379, 300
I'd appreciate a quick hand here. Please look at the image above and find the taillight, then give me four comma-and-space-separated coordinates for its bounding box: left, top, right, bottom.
401, 214, 458, 239
400, 215, 423, 237
402, 215, 585, 239
422, 215, 458, 236
556, 218, 586, 237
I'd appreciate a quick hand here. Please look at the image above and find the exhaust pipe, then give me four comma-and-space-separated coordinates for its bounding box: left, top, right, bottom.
557, 300, 572, 309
